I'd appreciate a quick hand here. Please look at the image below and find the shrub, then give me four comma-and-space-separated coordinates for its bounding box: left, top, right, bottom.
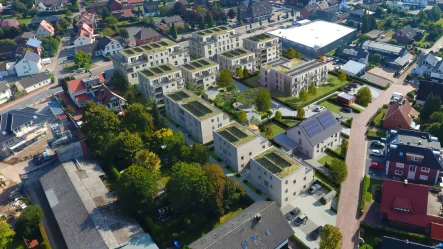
360, 222, 431, 245
360, 175, 369, 211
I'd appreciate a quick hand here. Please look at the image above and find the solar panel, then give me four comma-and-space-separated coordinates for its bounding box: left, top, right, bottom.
302, 119, 323, 138
317, 111, 336, 130
227, 126, 248, 138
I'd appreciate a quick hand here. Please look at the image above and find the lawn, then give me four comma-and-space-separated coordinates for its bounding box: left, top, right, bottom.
265, 122, 286, 139
240, 75, 261, 88
321, 100, 342, 114
367, 128, 387, 139
279, 118, 300, 127
365, 178, 383, 203
64, 63, 79, 73
17, 18, 33, 24
384, 30, 394, 38
317, 154, 336, 166
209, 148, 222, 162
415, 33, 432, 48
373, 107, 387, 127
214, 207, 244, 227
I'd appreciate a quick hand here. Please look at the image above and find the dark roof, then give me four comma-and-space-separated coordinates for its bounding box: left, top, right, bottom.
17, 72, 50, 89
75, 42, 98, 54
381, 236, 433, 249
96, 36, 115, 50
416, 80, 443, 102
397, 25, 417, 40
143, 2, 159, 11
417, 53, 439, 66
134, 28, 161, 41
94, 84, 125, 105
189, 201, 293, 249
86, 0, 107, 8
340, 45, 369, 60
0, 108, 48, 143
386, 144, 443, 170
0, 45, 19, 55
350, 8, 368, 17
29, 15, 61, 25
0, 81, 9, 92
315, 6, 338, 22
248, 1, 272, 17
152, 15, 183, 25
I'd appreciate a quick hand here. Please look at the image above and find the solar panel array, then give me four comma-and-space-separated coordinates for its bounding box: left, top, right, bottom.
227, 126, 248, 139
286, 60, 322, 77
265, 152, 291, 167
248, 33, 271, 42
302, 119, 323, 138
317, 111, 336, 130
183, 101, 213, 117
222, 49, 248, 58
218, 130, 239, 143
169, 91, 190, 101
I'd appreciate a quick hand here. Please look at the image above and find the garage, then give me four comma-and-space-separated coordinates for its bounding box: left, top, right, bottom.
337, 92, 356, 105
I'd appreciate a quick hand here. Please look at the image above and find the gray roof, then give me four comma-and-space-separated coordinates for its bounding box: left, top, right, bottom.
134, 28, 161, 41
0, 81, 9, 92
17, 72, 50, 89
397, 25, 416, 40
274, 133, 299, 150
381, 237, 432, 249
291, 110, 343, 146
392, 53, 413, 67
417, 53, 439, 66
29, 15, 61, 25
152, 15, 183, 25
23, 51, 40, 62
433, 60, 443, 72
189, 201, 293, 249
341, 60, 366, 74
97, 36, 118, 50
0, 108, 48, 143
362, 40, 406, 56
75, 41, 98, 54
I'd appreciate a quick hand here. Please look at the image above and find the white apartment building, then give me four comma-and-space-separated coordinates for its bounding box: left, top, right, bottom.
243, 33, 281, 65
189, 26, 242, 60
138, 63, 184, 104
164, 89, 230, 144
14, 52, 42, 77
178, 58, 219, 90
112, 39, 189, 85
217, 48, 257, 77
213, 122, 271, 172
260, 58, 328, 97
249, 147, 315, 207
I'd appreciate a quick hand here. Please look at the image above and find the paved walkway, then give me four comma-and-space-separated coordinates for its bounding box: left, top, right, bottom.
336, 83, 415, 249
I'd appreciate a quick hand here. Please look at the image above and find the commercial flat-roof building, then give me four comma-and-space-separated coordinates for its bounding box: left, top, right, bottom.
361, 40, 413, 69
217, 48, 257, 77
112, 39, 189, 85
164, 89, 230, 143
189, 26, 242, 61
259, 58, 328, 97
138, 63, 184, 104
213, 122, 271, 172
243, 33, 281, 65
268, 20, 357, 57
249, 147, 314, 206
178, 58, 219, 90
341, 60, 367, 77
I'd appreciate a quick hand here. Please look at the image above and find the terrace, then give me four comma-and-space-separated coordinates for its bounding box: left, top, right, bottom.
254, 147, 302, 178
194, 26, 230, 36
216, 122, 257, 147
120, 39, 176, 56
220, 48, 253, 60
140, 63, 179, 79
180, 58, 217, 72
246, 33, 275, 43
167, 89, 220, 120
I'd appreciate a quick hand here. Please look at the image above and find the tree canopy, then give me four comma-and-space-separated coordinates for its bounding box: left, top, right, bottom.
121, 103, 154, 134
0, 219, 15, 248
74, 50, 91, 68
356, 87, 372, 106
110, 71, 129, 93
218, 69, 234, 87
329, 159, 348, 184
255, 88, 272, 112
15, 205, 43, 237
421, 94, 442, 121
297, 107, 305, 119
236, 67, 243, 78
320, 224, 343, 249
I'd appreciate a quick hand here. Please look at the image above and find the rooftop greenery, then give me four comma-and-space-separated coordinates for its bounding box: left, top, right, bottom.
194, 26, 231, 36
167, 89, 220, 120
121, 39, 175, 56
220, 48, 254, 60
246, 33, 276, 43
180, 58, 218, 72
254, 147, 302, 178
216, 122, 257, 147
140, 63, 179, 78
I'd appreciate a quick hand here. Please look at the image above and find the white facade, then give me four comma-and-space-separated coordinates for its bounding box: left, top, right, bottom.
260, 58, 328, 97
217, 48, 257, 77
213, 122, 271, 172
189, 26, 242, 60
73, 34, 95, 47
164, 89, 230, 144
14, 53, 42, 77
0, 85, 12, 104
243, 34, 282, 65
138, 63, 184, 104
249, 147, 315, 207
35, 22, 53, 38
112, 39, 189, 85
98, 38, 123, 56
178, 58, 219, 90
23, 77, 51, 93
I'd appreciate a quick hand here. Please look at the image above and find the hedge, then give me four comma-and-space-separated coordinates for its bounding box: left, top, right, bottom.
341, 132, 350, 139
360, 222, 432, 245
367, 108, 383, 126
360, 175, 369, 211
341, 120, 351, 128
325, 148, 345, 160
313, 169, 341, 193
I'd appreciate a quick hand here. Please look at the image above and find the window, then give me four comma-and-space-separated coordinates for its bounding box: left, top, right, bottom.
420, 175, 428, 180
285, 197, 288, 201
264, 171, 267, 175
421, 167, 430, 173
241, 156, 244, 160
241, 164, 245, 168
293, 179, 296, 184
293, 191, 296, 196
285, 180, 288, 184
394, 170, 403, 176
249, 152, 252, 156
285, 189, 288, 193
396, 163, 404, 168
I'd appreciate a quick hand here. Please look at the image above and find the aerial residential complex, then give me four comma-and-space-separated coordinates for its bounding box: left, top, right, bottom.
189, 26, 241, 60
178, 58, 219, 90
112, 39, 189, 85
260, 58, 328, 97
249, 147, 314, 206
213, 122, 271, 172
164, 89, 230, 144
217, 48, 257, 77
138, 63, 184, 104
243, 33, 281, 65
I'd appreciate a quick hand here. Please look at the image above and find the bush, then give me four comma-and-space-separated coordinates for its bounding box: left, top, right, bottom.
360, 222, 431, 245
109, 165, 121, 181
360, 175, 369, 211
341, 132, 350, 139
325, 148, 344, 160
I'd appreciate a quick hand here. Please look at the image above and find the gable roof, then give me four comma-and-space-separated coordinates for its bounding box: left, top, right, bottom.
152, 15, 183, 25
39, 20, 55, 34
96, 36, 116, 50
381, 236, 433, 249
14, 32, 35, 42
189, 201, 294, 249
67, 73, 105, 94
26, 38, 42, 48
0, 19, 19, 27
416, 80, 443, 102
86, 0, 107, 8
17, 72, 50, 89
134, 28, 161, 41
383, 96, 418, 127
386, 144, 443, 170
0, 108, 48, 143
94, 84, 126, 105
397, 25, 417, 40
289, 110, 342, 146
340, 45, 369, 60
29, 15, 61, 25
417, 53, 439, 66
248, 1, 272, 17
75, 41, 98, 54
23, 51, 41, 62
303, 2, 328, 12
143, 1, 159, 11
380, 179, 430, 227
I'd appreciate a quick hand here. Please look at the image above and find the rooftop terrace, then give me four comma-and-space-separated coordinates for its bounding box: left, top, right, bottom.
264, 58, 324, 75
194, 26, 231, 36
216, 122, 257, 147
389, 129, 441, 150
180, 58, 217, 72
140, 63, 179, 78
167, 89, 220, 120
253, 147, 302, 178
246, 33, 276, 43
120, 39, 175, 56
220, 48, 253, 60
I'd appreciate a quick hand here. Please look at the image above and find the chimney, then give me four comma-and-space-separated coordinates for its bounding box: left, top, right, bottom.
254, 213, 262, 222
404, 179, 408, 186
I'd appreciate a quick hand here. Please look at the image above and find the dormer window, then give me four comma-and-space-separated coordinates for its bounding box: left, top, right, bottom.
393, 207, 410, 213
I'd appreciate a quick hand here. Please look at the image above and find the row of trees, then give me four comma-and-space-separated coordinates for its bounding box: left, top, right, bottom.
421, 94, 443, 143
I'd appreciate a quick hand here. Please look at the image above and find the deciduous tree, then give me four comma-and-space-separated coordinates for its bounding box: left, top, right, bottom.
119, 28, 129, 39
74, 50, 92, 68
341, 139, 348, 157
65, 105, 75, 116
238, 110, 248, 123
228, 9, 236, 19
275, 110, 282, 120
329, 159, 348, 184
135, 150, 161, 173
236, 67, 243, 78
243, 67, 249, 78
421, 94, 442, 121
0, 219, 15, 248
300, 89, 308, 102
337, 70, 346, 83
287, 47, 296, 59
320, 224, 343, 249
15, 205, 43, 237
262, 124, 273, 138
255, 88, 272, 112
218, 69, 234, 87
186, 143, 210, 166
110, 71, 129, 93
356, 86, 372, 106
297, 107, 305, 119
114, 131, 144, 163
121, 103, 154, 134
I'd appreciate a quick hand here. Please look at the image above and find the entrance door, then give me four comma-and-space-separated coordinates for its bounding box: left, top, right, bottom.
408, 165, 416, 180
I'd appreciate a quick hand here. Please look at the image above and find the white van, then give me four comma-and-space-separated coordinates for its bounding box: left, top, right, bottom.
41, 58, 52, 65
392, 92, 403, 99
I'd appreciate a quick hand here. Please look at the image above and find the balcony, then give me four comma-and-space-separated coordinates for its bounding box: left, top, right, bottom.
170, 47, 189, 55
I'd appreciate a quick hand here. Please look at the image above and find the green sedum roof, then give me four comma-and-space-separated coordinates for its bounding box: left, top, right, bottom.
120, 39, 176, 56
253, 147, 302, 178
140, 63, 180, 79
246, 33, 276, 43
166, 89, 220, 120
216, 122, 257, 147
194, 26, 231, 37
220, 48, 254, 60
180, 58, 218, 72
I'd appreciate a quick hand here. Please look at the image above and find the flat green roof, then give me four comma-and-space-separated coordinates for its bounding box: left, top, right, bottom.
253, 147, 302, 178
246, 33, 276, 43
140, 63, 179, 79
120, 39, 176, 56
167, 89, 220, 120
220, 48, 253, 60
216, 122, 257, 147
194, 26, 231, 37
180, 58, 217, 72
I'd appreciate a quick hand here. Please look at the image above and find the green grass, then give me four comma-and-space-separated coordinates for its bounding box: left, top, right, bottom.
226, 165, 237, 174
373, 107, 387, 127
384, 30, 394, 38
415, 33, 431, 48
321, 101, 342, 114
243, 180, 261, 194
359, 233, 378, 249
334, 146, 343, 155
17, 18, 32, 24
367, 128, 386, 139
64, 63, 79, 73
317, 154, 336, 166
265, 122, 286, 139
278, 118, 300, 127
325, 49, 336, 57
209, 148, 222, 162
435, 18, 443, 26
214, 207, 244, 227
241, 75, 261, 88
365, 178, 382, 202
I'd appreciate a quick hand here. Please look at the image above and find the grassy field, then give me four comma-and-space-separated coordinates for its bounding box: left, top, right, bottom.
317, 154, 336, 166
266, 122, 286, 139
367, 128, 387, 139
415, 33, 432, 48
384, 30, 394, 38
365, 178, 383, 203
241, 75, 261, 88
373, 107, 387, 127
279, 118, 300, 127
321, 101, 342, 114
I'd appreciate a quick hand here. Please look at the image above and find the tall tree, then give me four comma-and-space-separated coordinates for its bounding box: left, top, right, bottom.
268, 15, 271, 23
117, 165, 158, 213
329, 159, 348, 184
291, 8, 295, 17
168, 162, 212, 214
15, 205, 43, 237
152, 102, 168, 129
337, 70, 346, 83
169, 23, 178, 39
74, 50, 92, 68
228, 9, 236, 19
421, 94, 442, 121
102, 7, 111, 18
223, 178, 245, 211
203, 163, 227, 215
110, 71, 129, 93
237, 6, 242, 24
238, 110, 248, 124
287, 47, 296, 59
206, 14, 215, 28
121, 103, 154, 134
218, 69, 234, 87
104, 16, 118, 27
119, 27, 129, 39
255, 88, 272, 112
186, 143, 210, 165
199, 16, 206, 30
356, 86, 372, 106
320, 224, 343, 249
114, 131, 144, 163
297, 107, 305, 119
0, 219, 15, 248
300, 89, 308, 102
173, 2, 186, 16
135, 150, 161, 174
236, 67, 243, 78
259, 19, 262, 26
262, 124, 273, 138
243, 67, 249, 78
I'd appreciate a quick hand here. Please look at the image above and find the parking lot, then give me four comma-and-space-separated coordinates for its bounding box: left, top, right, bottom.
282, 187, 337, 249
365, 140, 388, 180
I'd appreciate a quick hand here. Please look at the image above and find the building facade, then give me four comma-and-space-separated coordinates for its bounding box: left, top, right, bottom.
243, 33, 281, 65
189, 26, 242, 60
383, 97, 419, 130
35, 20, 54, 38
138, 63, 184, 104
112, 39, 189, 85
164, 89, 230, 144
260, 58, 328, 97
217, 48, 257, 77
249, 147, 314, 207
178, 58, 219, 89
0, 82, 12, 104
213, 122, 271, 172
14, 52, 42, 77
15, 72, 51, 93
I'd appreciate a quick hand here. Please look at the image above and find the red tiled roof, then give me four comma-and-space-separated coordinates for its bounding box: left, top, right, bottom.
94, 84, 125, 105
0, 19, 19, 27
383, 96, 419, 126
431, 222, 443, 241
67, 79, 86, 94
79, 23, 94, 34
380, 179, 430, 228
39, 20, 54, 34
75, 93, 90, 103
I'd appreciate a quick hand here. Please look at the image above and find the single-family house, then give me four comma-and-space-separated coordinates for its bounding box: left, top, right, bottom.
347, 8, 374, 22
112, 9, 135, 20
383, 96, 419, 130
413, 53, 441, 77
14, 52, 42, 77
108, 0, 123, 11
15, 72, 51, 93
76, 12, 97, 29
300, 2, 329, 19
95, 36, 122, 56
36, 20, 55, 38
336, 45, 369, 64
0, 18, 19, 28
17, 38, 43, 56
134, 28, 161, 46
393, 25, 423, 44
151, 15, 184, 28
286, 0, 316, 8
35, 0, 66, 11
242, 0, 273, 23
28, 15, 60, 29
73, 24, 95, 47
75, 42, 100, 57
0, 81, 12, 104
142, 2, 159, 16
14, 32, 36, 45
0, 62, 15, 77
0, 46, 19, 60
86, 1, 108, 13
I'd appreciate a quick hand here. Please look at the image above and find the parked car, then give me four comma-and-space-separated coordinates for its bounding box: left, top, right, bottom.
371, 140, 385, 148
44, 69, 52, 73
371, 150, 384, 157
308, 183, 321, 194
336, 116, 344, 121
326, 57, 334, 62
33, 155, 42, 165
285, 207, 301, 221
294, 213, 308, 226
350, 83, 359, 88
344, 86, 352, 91
341, 107, 352, 113
370, 162, 383, 170
333, 59, 340, 64
314, 106, 325, 112
310, 226, 323, 240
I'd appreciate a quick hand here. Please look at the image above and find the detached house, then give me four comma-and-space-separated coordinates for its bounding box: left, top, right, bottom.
17, 38, 43, 56
142, 2, 160, 16
134, 28, 161, 46
413, 53, 441, 77
14, 52, 42, 77
0, 19, 19, 28
14, 32, 36, 45
76, 12, 97, 29
393, 25, 424, 44
286, 0, 316, 8
36, 20, 55, 38
385, 129, 442, 185
15, 72, 51, 93
300, 2, 329, 19
0, 81, 12, 104
73, 23, 95, 47
241, 0, 273, 23
383, 96, 419, 130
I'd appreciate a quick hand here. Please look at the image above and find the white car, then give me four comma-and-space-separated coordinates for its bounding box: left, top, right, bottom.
309, 183, 322, 194
371, 150, 384, 157
326, 57, 334, 62
314, 106, 325, 112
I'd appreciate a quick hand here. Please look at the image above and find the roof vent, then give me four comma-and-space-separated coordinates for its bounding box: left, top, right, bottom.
33, 115, 37, 119
404, 179, 408, 186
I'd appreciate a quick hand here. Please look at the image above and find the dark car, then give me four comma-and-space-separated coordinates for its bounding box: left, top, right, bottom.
350, 83, 359, 88
33, 155, 42, 165
341, 107, 352, 113
310, 226, 323, 240
293, 213, 308, 226
344, 86, 352, 91
371, 140, 385, 149
285, 207, 301, 221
